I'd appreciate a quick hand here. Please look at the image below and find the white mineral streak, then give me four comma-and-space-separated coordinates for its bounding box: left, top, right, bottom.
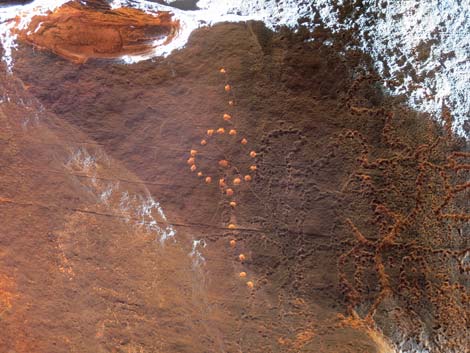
0, 0, 70, 70
65, 147, 175, 244
195, 0, 470, 136
189, 239, 206, 268
0, 0, 468, 135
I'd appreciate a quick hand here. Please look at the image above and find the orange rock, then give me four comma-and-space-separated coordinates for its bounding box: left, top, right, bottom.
200, 139, 207, 146
250, 151, 257, 158
244, 175, 252, 182
218, 160, 229, 168
228, 100, 234, 106
239, 272, 247, 278
217, 128, 225, 134
223, 113, 232, 121
229, 129, 237, 136
205, 176, 212, 184
239, 254, 246, 261
190, 165, 197, 172
224, 84, 231, 92
250, 165, 257, 171
207, 129, 214, 136
219, 68, 226, 74
219, 178, 226, 187
241, 138, 248, 145
197, 172, 203, 177
233, 177, 241, 186
226, 188, 234, 197
228, 224, 236, 229
0, 274, 16, 311
190, 149, 197, 157
229, 201, 237, 207
187, 157, 195, 165
246, 281, 254, 289
15, 2, 180, 64
229, 239, 236, 247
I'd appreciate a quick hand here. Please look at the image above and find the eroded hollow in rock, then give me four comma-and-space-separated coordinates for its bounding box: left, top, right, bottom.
14, 1, 180, 64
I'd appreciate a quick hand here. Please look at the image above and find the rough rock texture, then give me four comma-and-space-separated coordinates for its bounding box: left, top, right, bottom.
16, 1, 179, 64
1, 9, 468, 353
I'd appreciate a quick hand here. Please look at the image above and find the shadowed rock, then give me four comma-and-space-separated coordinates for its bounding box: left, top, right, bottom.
0, 0, 34, 6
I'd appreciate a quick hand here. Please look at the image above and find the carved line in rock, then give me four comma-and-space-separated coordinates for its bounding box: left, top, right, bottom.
64, 146, 176, 243
336, 109, 470, 352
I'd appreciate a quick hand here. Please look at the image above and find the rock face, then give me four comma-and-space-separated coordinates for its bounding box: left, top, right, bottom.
1, 3, 469, 353
15, 1, 179, 64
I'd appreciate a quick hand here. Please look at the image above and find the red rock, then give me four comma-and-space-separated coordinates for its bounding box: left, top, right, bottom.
15, 1, 180, 64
